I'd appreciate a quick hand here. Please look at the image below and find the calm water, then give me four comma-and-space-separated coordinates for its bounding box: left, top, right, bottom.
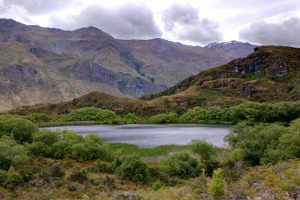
44, 124, 231, 148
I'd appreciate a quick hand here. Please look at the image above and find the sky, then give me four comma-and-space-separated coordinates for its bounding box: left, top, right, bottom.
0, 0, 300, 46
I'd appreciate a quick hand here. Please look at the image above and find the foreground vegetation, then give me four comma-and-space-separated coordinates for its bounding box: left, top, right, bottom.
0, 109, 299, 199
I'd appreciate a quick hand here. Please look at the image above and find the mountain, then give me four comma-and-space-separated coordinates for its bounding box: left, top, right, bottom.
0, 18, 256, 111
9, 46, 300, 116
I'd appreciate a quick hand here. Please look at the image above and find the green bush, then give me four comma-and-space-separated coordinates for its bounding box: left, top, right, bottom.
226, 119, 300, 165
0, 116, 37, 144
207, 168, 226, 199
23, 113, 51, 123
160, 151, 200, 178
149, 113, 178, 123
69, 168, 88, 182
63, 107, 101, 121
123, 113, 140, 124
29, 130, 113, 161
151, 180, 162, 190
179, 107, 207, 123
114, 156, 149, 183
62, 107, 119, 124
0, 136, 28, 171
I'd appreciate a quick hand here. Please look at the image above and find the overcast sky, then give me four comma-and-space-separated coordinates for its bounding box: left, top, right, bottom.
0, 0, 300, 46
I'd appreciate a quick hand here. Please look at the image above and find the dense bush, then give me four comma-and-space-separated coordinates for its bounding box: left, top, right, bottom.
160, 151, 200, 178
114, 156, 149, 183
62, 107, 119, 124
23, 113, 51, 123
178, 101, 300, 124
0, 136, 28, 171
149, 112, 178, 123
28, 130, 113, 161
226, 119, 300, 165
122, 113, 140, 124
0, 116, 37, 144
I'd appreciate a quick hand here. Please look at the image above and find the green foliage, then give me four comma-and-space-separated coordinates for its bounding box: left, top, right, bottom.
90, 160, 113, 173
23, 113, 51, 123
63, 107, 100, 121
160, 151, 200, 179
149, 112, 178, 123
28, 130, 113, 161
114, 156, 149, 183
226, 119, 300, 165
177, 101, 300, 124
122, 113, 140, 124
207, 168, 226, 199
0, 116, 37, 144
0, 136, 28, 171
151, 180, 162, 191
62, 107, 119, 124
191, 140, 216, 160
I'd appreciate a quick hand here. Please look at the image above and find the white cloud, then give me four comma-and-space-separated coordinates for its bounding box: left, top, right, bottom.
239, 18, 300, 47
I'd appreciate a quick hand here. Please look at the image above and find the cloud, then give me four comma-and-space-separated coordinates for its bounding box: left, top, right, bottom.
239, 18, 300, 46
49, 3, 162, 40
2, 0, 73, 15
162, 4, 222, 44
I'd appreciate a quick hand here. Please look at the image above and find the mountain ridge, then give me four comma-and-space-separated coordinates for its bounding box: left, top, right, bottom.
0, 18, 256, 111
8, 46, 300, 116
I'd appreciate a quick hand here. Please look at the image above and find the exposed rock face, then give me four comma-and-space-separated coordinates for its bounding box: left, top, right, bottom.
65, 60, 165, 97
269, 60, 288, 75
0, 64, 43, 94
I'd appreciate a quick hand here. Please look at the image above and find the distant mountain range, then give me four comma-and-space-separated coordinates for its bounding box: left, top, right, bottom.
0, 18, 256, 111
10, 46, 300, 116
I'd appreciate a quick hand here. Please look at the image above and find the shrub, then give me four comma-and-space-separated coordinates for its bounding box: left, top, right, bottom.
0, 116, 37, 144
5, 167, 24, 188
179, 107, 207, 123
69, 168, 88, 182
0, 169, 8, 186
151, 180, 162, 190
0, 136, 28, 171
114, 156, 149, 183
23, 113, 51, 123
149, 113, 178, 123
191, 140, 216, 160
160, 151, 200, 178
96, 109, 119, 124
123, 114, 140, 124
226, 119, 300, 165
207, 168, 226, 199
63, 107, 100, 121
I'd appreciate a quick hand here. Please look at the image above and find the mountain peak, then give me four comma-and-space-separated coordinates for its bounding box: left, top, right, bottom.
205, 40, 253, 48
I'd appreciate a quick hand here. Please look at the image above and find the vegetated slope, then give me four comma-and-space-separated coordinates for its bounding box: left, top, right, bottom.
141, 46, 300, 107
0, 18, 256, 111
8, 46, 300, 116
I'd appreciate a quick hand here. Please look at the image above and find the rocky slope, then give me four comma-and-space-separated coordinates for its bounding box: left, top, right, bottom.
9, 46, 300, 116
0, 18, 256, 111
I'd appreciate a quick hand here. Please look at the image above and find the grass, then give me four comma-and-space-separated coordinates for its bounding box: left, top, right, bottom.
109, 143, 190, 157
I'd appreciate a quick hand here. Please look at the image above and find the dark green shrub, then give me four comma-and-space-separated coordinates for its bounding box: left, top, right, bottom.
0, 169, 7, 186
95, 109, 119, 124
0, 136, 28, 171
49, 164, 65, 178
90, 160, 113, 173
160, 151, 200, 178
114, 156, 149, 183
5, 167, 24, 188
0, 117, 37, 144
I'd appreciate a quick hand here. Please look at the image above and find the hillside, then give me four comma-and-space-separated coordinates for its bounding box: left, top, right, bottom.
141, 46, 300, 105
8, 46, 300, 116
0, 18, 256, 111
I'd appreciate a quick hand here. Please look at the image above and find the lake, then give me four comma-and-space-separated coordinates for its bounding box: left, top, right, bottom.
44, 124, 231, 148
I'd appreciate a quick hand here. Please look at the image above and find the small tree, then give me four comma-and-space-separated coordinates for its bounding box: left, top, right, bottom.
207, 168, 225, 199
